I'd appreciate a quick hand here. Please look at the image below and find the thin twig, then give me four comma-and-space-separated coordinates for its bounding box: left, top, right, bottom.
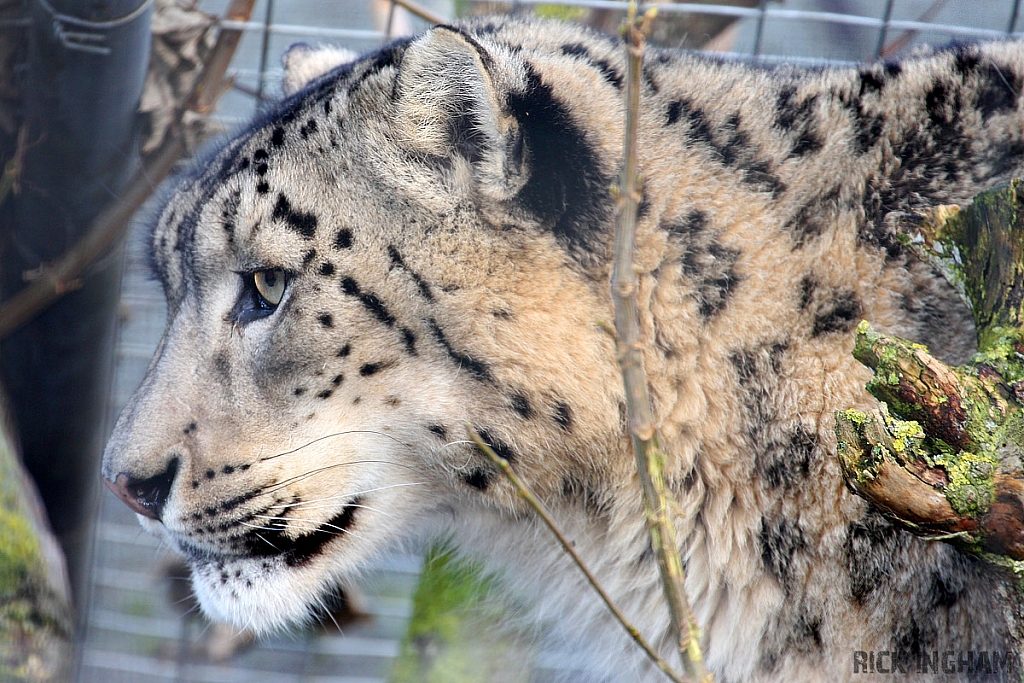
467, 427, 689, 683
389, 0, 446, 26
0, 125, 28, 205
0, 0, 257, 340
879, 0, 949, 58
610, 5, 709, 681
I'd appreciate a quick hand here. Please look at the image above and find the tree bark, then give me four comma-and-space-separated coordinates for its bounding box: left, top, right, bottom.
835, 180, 1024, 570
0, 400, 74, 683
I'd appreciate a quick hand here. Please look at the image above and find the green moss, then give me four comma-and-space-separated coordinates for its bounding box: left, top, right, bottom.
940, 181, 1024, 334
889, 418, 924, 454
1002, 411, 1024, 451
855, 323, 930, 408
937, 450, 998, 518
0, 435, 42, 598
390, 542, 527, 683
403, 545, 499, 641
974, 326, 1024, 383
838, 409, 867, 426
0, 507, 39, 596
123, 595, 154, 618
976, 552, 1024, 579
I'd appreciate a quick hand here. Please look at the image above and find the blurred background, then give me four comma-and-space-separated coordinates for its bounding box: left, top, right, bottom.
0, 1, 1020, 682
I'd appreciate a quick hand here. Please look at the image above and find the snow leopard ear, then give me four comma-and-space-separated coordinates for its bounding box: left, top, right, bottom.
281, 43, 358, 96
393, 26, 525, 200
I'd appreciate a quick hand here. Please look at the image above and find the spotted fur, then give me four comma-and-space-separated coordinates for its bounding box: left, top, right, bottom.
103, 17, 1024, 682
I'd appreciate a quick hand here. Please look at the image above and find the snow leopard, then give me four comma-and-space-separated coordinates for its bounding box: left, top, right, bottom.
103, 15, 1024, 683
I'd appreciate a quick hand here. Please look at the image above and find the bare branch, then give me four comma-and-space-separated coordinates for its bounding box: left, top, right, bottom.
610, 5, 710, 681
0, 0, 258, 340
387, 0, 446, 26
467, 427, 690, 683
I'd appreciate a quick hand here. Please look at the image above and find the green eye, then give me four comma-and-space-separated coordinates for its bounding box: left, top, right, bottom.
253, 268, 286, 306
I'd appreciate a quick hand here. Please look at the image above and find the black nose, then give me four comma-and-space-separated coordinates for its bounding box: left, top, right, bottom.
104, 457, 179, 521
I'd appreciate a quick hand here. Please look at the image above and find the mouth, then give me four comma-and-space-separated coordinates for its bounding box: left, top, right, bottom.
180, 495, 363, 568
246, 495, 363, 568
176, 496, 366, 634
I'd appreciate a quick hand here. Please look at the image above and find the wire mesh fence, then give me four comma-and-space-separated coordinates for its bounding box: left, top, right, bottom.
77, 1, 1021, 682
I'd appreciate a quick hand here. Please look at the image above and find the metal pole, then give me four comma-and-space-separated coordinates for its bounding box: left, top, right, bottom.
875, 0, 895, 59
1, 0, 152, 606
752, 0, 768, 56
256, 0, 274, 102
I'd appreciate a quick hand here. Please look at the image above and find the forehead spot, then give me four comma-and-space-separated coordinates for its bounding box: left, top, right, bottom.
272, 194, 318, 239
360, 362, 383, 376
334, 228, 353, 250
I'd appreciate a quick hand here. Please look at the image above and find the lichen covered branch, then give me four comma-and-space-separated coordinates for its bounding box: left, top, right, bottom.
835, 181, 1024, 569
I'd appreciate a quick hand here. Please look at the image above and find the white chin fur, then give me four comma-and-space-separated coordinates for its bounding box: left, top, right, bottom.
188, 554, 329, 635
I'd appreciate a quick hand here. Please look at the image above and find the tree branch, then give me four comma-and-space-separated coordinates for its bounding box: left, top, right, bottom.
610, 5, 709, 681
467, 427, 690, 683
0, 0, 257, 340
387, 0, 446, 26
835, 181, 1024, 570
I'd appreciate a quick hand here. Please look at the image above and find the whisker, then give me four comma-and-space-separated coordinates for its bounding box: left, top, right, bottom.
257, 430, 407, 463
239, 521, 288, 533
239, 519, 326, 533
253, 532, 281, 552
259, 461, 386, 496
338, 502, 392, 518
321, 593, 343, 633
256, 501, 395, 525
258, 459, 418, 497
247, 516, 359, 537
266, 482, 425, 511
195, 611, 214, 640
259, 463, 352, 495
440, 439, 474, 450
307, 519, 358, 536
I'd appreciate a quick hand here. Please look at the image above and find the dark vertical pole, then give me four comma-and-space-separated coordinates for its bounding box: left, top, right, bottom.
875, 0, 895, 59
256, 0, 274, 103
1, 0, 152, 605
752, 0, 768, 56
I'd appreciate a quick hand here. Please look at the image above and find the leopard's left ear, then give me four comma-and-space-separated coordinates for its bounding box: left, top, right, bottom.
281, 43, 358, 97
393, 25, 526, 200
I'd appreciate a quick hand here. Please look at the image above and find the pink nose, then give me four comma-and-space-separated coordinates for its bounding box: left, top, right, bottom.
103, 457, 179, 521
